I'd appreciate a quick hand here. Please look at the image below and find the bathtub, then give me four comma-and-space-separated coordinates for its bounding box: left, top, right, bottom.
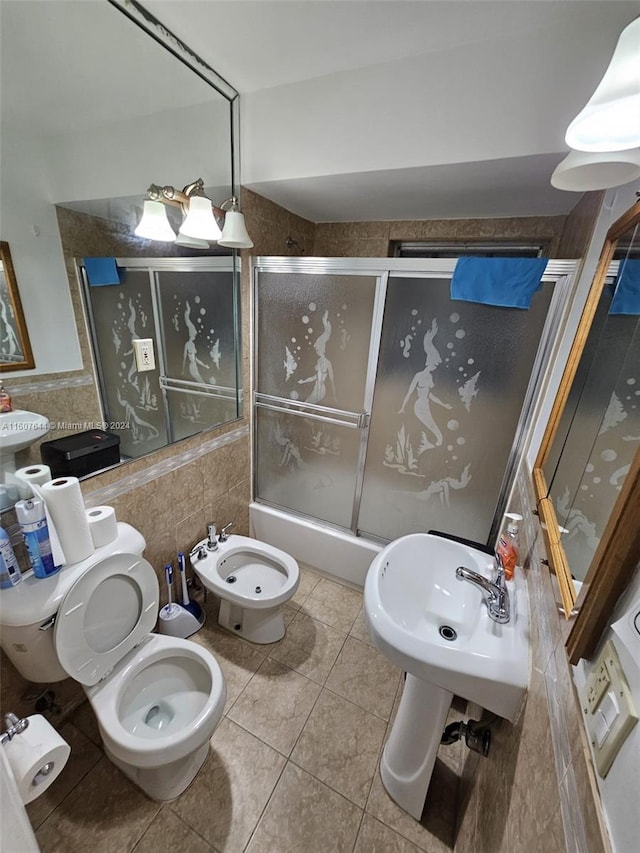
249, 502, 381, 588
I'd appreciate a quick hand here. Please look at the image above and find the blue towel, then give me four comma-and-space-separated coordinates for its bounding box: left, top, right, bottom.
451, 257, 548, 309
610, 258, 640, 315
83, 257, 120, 286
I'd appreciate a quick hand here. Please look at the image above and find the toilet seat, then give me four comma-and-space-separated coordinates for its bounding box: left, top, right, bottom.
54, 552, 158, 686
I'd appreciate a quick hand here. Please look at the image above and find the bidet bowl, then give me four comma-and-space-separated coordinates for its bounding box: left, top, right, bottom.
192, 535, 299, 608
364, 533, 530, 722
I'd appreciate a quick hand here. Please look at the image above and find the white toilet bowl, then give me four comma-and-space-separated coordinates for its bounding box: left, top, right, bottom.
87, 632, 225, 801
191, 535, 299, 643
0, 523, 226, 802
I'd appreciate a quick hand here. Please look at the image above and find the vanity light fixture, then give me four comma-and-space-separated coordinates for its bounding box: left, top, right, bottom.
565, 16, 640, 152
551, 148, 640, 192
135, 178, 253, 249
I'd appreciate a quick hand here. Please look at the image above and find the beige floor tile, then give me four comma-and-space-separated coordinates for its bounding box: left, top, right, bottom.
35, 757, 160, 853
191, 620, 267, 712
245, 762, 362, 853
269, 611, 347, 684
68, 699, 102, 747
133, 807, 215, 853
302, 577, 362, 633
354, 813, 424, 853
27, 722, 102, 830
228, 658, 321, 755
326, 636, 401, 720
171, 717, 285, 853
366, 767, 454, 853
290, 565, 322, 609
350, 608, 375, 646
291, 689, 386, 807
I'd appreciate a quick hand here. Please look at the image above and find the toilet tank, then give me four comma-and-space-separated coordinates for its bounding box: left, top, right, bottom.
0, 523, 145, 683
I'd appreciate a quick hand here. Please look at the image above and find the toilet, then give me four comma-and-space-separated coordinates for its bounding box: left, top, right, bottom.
0, 523, 225, 802
191, 534, 299, 643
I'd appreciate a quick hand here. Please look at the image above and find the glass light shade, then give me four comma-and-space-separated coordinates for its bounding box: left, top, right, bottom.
180, 196, 222, 240
551, 149, 640, 191
175, 229, 210, 249
218, 210, 254, 248
565, 16, 640, 152
134, 200, 176, 242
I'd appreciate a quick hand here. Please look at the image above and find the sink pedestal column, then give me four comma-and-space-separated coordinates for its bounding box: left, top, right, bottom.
380, 674, 453, 820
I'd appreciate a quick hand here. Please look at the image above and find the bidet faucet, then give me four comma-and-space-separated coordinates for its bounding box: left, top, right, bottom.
456, 552, 510, 624
218, 522, 234, 543
206, 523, 218, 551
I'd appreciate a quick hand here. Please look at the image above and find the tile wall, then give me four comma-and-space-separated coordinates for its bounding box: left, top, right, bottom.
453, 463, 611, 853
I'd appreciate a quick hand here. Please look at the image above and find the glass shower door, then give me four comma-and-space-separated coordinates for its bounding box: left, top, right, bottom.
254, 268, 382, 529
358, 274, 554, 543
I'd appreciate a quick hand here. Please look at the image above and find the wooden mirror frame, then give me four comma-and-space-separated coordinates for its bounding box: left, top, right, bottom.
533, 201, 640, 664
533, 199, 640, 663
0, 241, 35, 372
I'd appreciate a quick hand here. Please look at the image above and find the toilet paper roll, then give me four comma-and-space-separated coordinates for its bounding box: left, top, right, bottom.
8, 464, 52, 499
41, 477, 94, 565
3, 714, 70, 804
86, 505, 118, 549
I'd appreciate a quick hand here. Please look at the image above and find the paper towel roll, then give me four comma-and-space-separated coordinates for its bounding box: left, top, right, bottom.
86, 505, 118, 549
8, 465, 52, 500
3, 714, 70, 804
41, 477, 94, 565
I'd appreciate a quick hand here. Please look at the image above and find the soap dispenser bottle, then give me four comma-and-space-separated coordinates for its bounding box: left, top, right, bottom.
497, 513, 521, 581
0, 381, 12, 413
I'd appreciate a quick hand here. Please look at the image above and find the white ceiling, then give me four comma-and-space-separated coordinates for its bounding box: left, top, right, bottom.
143, 0, 640, 222
4, 1, 640, 223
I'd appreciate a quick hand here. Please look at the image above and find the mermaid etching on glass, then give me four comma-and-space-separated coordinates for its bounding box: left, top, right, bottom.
398, 319, 452, 448
297, 310, 336, 404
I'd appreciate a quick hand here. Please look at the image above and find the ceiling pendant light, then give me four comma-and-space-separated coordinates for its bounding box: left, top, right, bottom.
565, 16, 640, 152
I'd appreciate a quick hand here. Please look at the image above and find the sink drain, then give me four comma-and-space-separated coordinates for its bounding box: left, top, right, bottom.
439, 625, 457, 642
226, 576, 237, 584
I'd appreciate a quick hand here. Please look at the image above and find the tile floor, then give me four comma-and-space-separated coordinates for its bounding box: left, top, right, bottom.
28, 567, 464, 853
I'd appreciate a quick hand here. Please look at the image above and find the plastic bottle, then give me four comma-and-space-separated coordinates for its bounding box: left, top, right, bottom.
0, 381, 12, 413
15, 497, 61, 579
497, 515, 520, 581
0, 526, 22, 589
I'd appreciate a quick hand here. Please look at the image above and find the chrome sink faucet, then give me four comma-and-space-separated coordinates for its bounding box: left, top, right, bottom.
456, 552, 510, 624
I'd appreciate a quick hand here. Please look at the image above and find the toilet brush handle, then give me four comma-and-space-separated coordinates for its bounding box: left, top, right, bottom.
178, 552, 190, 606
165, 563, 173, 606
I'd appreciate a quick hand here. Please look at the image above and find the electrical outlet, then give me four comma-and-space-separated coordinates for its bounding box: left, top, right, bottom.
582, 640, 638, 778
132, 338, 155, 372
586, 659, 611, 713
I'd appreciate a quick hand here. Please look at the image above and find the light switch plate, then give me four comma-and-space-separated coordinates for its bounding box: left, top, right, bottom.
582, 640, 638, 778
132, 338, 155, 372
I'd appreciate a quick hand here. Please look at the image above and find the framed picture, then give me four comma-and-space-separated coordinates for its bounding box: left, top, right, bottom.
1, 241, 35, 371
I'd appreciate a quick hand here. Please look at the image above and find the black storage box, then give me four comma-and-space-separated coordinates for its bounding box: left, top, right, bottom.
40, 429, 121, 478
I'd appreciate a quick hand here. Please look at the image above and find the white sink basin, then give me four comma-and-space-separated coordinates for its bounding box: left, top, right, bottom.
364, 532, 530, 819
0, 409, 50, 454
364, 532, 529, 721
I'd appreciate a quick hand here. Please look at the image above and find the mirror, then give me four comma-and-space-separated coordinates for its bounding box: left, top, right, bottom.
0, 0, 241, 498
534, 200, 640, 615
0, 242, 34, 372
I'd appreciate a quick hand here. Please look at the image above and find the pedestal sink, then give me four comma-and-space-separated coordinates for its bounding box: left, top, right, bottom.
0, 409, 50, 509
364, 532, 529, 819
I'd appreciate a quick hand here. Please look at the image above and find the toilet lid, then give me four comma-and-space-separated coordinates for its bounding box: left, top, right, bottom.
54, 552, 159, 686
